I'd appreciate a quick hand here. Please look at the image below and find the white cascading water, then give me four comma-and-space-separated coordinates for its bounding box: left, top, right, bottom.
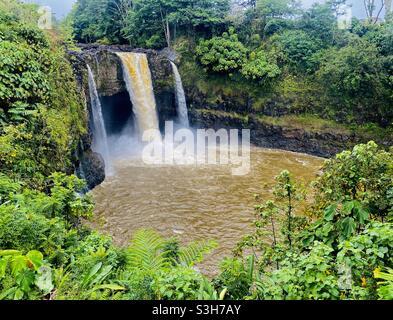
170, 61, 189, 127
116, 52, 160, 140
87, 65, 113, 175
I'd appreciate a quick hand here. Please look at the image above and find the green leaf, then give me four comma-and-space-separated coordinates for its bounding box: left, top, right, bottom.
35, 266, 54, 294
92, 284, 126, 291
0, 257, 10, 279
0, 250, 21, 257
178, 240, 217, 267
342, 201, 355, 215
14, 289, 24, 300
10, 255, 27, 276
354, 206, 369, 224
26, 250, 43, 270
16, 269, 35, 293
0, 287, 17, 300
82, 262, 102, 287
91, 265, 113, 285
219, 288, 228, 300
341, 217, 356, 238
324, 204, 337, 221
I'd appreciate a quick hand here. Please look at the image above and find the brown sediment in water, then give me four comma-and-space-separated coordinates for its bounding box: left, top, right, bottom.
90, 147, 323, 276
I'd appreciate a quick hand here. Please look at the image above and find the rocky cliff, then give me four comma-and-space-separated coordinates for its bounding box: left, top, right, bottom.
75, 45, 178, 128
67, 50, 106, 190
190, 109, 368, 158
69, 45, 390, 189
68, 45, 179, 189
183, 72, 392, 158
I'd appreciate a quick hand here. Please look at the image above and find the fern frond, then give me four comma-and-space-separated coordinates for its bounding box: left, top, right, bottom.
178, 240, 217, 267
127, 229, 169, 272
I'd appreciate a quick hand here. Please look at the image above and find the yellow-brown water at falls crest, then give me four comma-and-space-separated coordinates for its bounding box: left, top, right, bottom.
91, 148, 323, 276
116, 52, 159, 138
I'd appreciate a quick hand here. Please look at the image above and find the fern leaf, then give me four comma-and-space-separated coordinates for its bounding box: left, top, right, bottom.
178, 240, 217, 267
127, 229, 168, 272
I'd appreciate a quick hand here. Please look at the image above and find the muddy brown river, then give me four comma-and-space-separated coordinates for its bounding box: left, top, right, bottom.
91, 147, 323, 275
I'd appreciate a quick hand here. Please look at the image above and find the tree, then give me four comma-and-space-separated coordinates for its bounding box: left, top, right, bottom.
256, 0, 299, 18
272, 30, 323, 72
313, 141, 393, 222
121, 0, 169, 48
196, 28, 248, 74
241, 50, 281, 81
0, 41, 50, 122
254, 0, 300, 38
297, 2, 338, 46
118, 0, 231, 47
364, 23, 393, 56
272, 170, 306, 248
364, 0, 386, 23
167, 0, 230, 39
386, 0, 392, 21
72, 0, 124, 43
234, 0, 257, 9
110, 0, 133, 24
316, 39, 393, 125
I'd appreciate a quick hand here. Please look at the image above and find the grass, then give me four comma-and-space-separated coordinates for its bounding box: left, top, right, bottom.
257, 114, 352, 135
195, 109, 248, 121
196, 110, 393, 144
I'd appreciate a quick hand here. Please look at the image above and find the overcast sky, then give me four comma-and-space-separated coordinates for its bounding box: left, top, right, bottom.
24, 0, 367, 19
24, 0, 76, 19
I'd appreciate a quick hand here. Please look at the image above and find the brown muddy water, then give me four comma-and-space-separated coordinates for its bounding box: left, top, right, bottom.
91, 147, 324, 275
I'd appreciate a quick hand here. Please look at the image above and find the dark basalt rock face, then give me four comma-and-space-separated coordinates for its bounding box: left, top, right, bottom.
73, 44, 177, 128
189, 109, 366, 159
67, 51, 106, 190
78, 150, 106, 190
183, 71, 391, 158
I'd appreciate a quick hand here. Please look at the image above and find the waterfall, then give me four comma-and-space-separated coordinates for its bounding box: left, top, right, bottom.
87, 65, 112, 175
170, 61, 189, 127
116, 52, 160, 140
76, 164, 89, 194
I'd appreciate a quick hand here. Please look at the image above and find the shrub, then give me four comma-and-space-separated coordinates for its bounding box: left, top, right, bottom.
272, 30, 323, 72
0, 250, 54, 300
312, 142, 393, 222
154, 267, 204, 300
241, 50, 281, 81
196, 28, 248, 74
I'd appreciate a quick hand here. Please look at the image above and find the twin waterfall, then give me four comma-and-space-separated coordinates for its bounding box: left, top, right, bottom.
116, 52, 160, 139
87, 52, 189, 174
87, 65, 112, 175
170, 61, 189, 128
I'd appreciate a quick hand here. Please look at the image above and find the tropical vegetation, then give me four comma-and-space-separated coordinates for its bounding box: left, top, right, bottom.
72, 0, 393, 127
0, 0, 392, 300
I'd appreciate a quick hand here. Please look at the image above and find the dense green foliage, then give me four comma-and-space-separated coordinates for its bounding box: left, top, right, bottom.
0, 0, 392, 301
72, 0, 230, 46
196, 27, 248, 74
231, 142, 393, 300
0, 1, 86, 188
0, 3, 223, 298
72, 0, 393, 127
